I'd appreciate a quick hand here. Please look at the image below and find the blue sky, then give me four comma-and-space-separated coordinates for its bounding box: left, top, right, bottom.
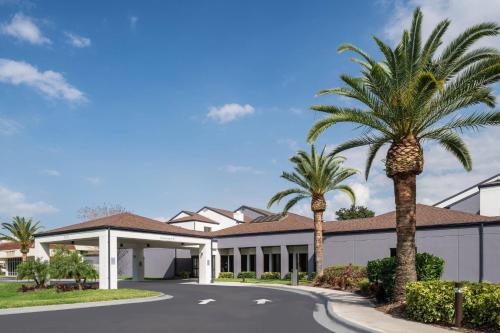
0, 0, 499, 229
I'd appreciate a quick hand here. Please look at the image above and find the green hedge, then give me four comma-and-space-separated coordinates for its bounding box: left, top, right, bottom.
237, 271, 256, 279
367, 252, 444, 301
218, 272, 234, 279
406, 281, 500, 329
314, 264, 367, 290
260, 272, 280, 280
284, 272, 308, 280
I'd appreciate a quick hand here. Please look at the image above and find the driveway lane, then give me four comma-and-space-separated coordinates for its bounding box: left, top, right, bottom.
0, 281, 333, 333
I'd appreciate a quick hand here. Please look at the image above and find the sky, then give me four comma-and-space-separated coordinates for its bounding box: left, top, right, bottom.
0, 0, 499, 229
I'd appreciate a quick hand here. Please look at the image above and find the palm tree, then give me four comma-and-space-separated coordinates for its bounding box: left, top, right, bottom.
0, 217, 43, 261
267, 145, 357, 275
308, 8, 500, 301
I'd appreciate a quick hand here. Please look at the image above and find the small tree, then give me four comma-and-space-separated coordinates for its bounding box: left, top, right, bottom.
16, 258, 50, 288
50, 248, 98, 290
336, 205, 375, 220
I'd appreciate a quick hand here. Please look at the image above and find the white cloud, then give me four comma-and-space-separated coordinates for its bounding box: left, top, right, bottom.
0, 58, 86, 102
0, 185, 58, 217
221, 164, 263, 175
84, 176, 101, 185
289, 107, 304, 115
207, 103, 255, 124
383, 0, 500, 48
1, 13, 50, 45
0, 117, 22, 135
277, 138, 299, 151
64, 32, 91, 48
41, 169, 60, 177
129, 16, 138, 30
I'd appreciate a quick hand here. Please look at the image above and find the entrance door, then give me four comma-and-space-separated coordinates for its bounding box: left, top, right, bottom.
191, 255, 199, 278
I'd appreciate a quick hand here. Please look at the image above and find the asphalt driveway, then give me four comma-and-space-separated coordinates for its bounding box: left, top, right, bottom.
0, 280, 358, 333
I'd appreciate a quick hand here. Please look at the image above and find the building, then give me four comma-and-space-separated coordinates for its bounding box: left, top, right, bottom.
32, 174, 500, 289
0, 242, 96, 277
434, 173, 500, 216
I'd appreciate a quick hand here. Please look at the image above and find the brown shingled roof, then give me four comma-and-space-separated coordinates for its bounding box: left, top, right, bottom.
37, 213, 210, 238
323, 204, 499, 234
169, 213, 220, 225
0, 242, 75, 251
212, 213, 314, 237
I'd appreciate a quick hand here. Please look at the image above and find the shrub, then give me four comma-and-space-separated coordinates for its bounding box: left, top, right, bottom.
367, 252, 444, 301
284, 271, 308, 280
50, 248, 98, 289
218, 272, 234, 279
314, 264, 367, 290
16, 258, 50, 288
358, 278, 370, 295
406, 281, 500, 329
260, 272, 280, 280
179, 271, 190, 279
237, 271, 256, 279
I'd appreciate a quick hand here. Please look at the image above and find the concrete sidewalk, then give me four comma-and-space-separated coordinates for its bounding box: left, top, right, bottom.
214, 282, 450, 333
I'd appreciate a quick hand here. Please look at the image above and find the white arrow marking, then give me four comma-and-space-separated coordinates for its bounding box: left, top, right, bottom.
254, 299, 271, 305
198, 299, 216, 305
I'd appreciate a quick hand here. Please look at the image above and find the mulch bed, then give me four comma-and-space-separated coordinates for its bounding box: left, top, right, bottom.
17, 282, 99, 293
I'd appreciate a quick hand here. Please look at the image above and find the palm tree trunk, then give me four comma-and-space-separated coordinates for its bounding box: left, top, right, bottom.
313, 210, 324, 276
392, 173, 418, 302
21, 252, 28, 262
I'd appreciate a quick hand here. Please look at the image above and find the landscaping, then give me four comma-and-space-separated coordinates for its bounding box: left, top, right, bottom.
0, 282, 160, 309
216, 271, 311, 285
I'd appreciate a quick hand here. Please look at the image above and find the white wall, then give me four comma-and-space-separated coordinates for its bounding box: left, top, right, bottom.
198, 208, 239, 229
480, 185, 500, 216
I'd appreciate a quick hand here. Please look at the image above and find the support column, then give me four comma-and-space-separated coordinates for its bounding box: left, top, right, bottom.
99, 230, 118, 289
233, 247, 241, 277
198, 242, 212, 284
256, 246, 264, 278
34, 239, 50, 262
214, 250, 221, 279
308, 243, 315, 278
269, 253, 273, 273
132, 247, 145, 282
280, 245, 288, 279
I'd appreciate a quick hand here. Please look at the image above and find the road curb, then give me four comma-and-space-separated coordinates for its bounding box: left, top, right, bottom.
0, 293, 173, 316
213, 282, 381, 333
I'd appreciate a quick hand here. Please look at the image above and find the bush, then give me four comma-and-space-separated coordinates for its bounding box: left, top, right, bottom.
406, 281, 500, 329
314, 264, 367, 290
358, 278, 370, 295
218, 272, 234, 279
237, 271, 256, 279
284, 271, 308, 280
50, 248, 98, 289
367, 252, 444, 301
16, 258, 50, 288
179, 271, 190, 279
260, 272, 280, 280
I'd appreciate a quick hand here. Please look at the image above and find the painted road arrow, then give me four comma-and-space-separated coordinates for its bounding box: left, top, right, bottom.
198, 299, 216, 305
254, 299, 271, 305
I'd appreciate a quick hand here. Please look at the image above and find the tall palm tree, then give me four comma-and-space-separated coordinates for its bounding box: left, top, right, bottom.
0, 217, 43, 261
267, 145, 357, 275
308, 8, 500, 301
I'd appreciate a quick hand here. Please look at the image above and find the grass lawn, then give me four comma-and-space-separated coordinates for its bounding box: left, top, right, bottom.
0, 282, 161, 309
214, 278, 311, 286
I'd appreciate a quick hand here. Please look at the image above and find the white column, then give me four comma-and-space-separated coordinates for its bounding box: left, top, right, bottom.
214, 250, 221, 279
98, 230, 118, 289
280, 245, 288, 279
34, 239, 50, 262
269, 254, 273, 272
256, 247, 264, 278
132, 247, 145, 282
198, 242, 212, 284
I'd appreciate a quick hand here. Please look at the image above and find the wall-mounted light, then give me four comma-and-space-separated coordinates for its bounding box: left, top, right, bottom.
120, 243, 123, 248
71, 241, 75, 245
146, 243, 150, 248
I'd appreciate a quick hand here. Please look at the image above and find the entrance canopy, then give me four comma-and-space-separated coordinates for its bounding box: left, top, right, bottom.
35, 213, 214, 289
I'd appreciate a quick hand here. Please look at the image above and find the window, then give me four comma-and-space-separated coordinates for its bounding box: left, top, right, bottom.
264, 254, 270, 272
241, 254, 247, 271
249, 255, 256, 272
191, 256, 199, 278
289, 253, 308, 272
390, 248, 397, 257
272, 254, 281, 272
204, 226, 212, 232
221, 255, 233, 272
7, 258, 22, 276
